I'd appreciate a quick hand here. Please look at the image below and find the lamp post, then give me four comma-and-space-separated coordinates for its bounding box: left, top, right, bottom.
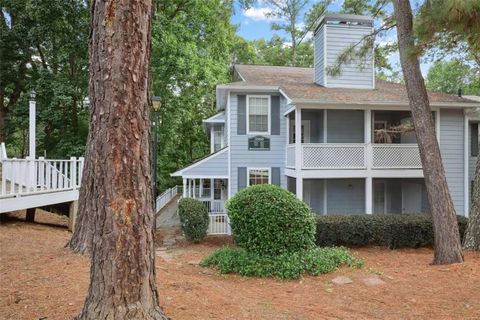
151, 96, 161, 205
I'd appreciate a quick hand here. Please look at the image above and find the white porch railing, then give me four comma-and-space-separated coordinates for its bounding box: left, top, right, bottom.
1, 156, 84, 197
372, 144, 422, 169
208, 213, 230, 235
302, 144, 366, 169
286, 145, 295, 168
156, 185, 182, 212
201, 199, 225, 214
297, 143, 422, 170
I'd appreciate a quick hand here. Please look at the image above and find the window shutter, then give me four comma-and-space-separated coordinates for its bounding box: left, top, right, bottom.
271, 167, 281, 186
237, 95, 246, 135
238, 167, 247, 191
271, 95, 280, 135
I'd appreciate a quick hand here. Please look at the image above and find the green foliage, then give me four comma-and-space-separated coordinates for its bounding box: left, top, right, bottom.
426, 60, 480, 95
178, 198, 209, 243
315, 214, 469, 249
201, 246, 364, 279
227, 184, 316, 255
2, 0, 89, 158
151, 0, 236, 192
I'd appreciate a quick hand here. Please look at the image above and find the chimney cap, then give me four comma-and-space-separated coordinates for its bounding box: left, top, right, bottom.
314, 13, 374, 34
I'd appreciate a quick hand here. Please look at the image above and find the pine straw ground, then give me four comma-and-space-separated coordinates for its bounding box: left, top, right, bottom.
0, 211, 479, 320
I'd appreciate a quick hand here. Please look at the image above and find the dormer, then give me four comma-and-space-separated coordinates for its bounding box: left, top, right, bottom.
314, 14, 374, 89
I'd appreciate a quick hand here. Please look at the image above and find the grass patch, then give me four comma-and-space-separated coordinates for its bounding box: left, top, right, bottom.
201, 246, 364, 280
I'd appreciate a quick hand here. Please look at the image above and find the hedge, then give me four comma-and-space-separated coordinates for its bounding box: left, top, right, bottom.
315, 214, 468, 249
227, 184, 316, 255
178, 198, 209, 243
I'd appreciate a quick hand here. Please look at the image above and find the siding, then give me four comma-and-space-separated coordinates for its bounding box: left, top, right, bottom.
314, 24, 325, 86
229, 93, 287, 196
327, 179, 365, 214
180, 149, 228, 177
440, 109, 465, 215
324, 24, 374, 89
327, 110, 364, 143
303, 179, 324, 215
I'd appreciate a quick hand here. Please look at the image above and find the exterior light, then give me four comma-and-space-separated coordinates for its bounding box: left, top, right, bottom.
152, 96, 161, 111
30, 90, 36, 100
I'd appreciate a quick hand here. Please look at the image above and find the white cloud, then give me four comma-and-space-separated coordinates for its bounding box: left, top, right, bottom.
244, 7, 281, 22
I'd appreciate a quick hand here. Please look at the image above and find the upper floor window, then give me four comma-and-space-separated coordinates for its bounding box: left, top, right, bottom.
248, 168, 270, 186
248, 96, 270, 134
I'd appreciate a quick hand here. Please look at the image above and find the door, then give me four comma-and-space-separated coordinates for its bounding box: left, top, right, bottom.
401, 183, 422, 213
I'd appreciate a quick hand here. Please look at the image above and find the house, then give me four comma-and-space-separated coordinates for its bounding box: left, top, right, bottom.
171, 14, 480, 234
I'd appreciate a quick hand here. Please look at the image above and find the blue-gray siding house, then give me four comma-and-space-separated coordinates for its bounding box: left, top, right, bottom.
171, 13, 480, 234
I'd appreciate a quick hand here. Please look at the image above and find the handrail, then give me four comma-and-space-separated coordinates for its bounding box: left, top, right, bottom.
155, 185, 182, 212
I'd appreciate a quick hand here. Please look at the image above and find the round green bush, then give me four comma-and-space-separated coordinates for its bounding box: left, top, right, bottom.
227, 184, 316, 255
178, 198, 209, 243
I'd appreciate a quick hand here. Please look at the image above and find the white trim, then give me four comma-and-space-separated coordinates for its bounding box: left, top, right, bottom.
365, 177, 372, 214
216, 84, 279, 91
203, 112, 225, 123
183, 175, 229, 179
210, 126, 214, 153
323, 179, 327, 215
246, 95, 271, 135
234, 67, 246, 82
323, 109, 327, 142
435, 109, 441, 143
246, 167, 271, 186
323, 25, 327, 87
227, 92, 232, 199
283, 105, 295, 116
300, 169, 424, 179
170, 147, 228, 176
464, 112, 469, 217
293, 99, 480, 108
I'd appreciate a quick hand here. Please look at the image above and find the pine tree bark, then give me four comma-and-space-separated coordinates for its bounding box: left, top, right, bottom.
393, 0, 464, 265
464, 156, 480, 250
75, 0, 168, 319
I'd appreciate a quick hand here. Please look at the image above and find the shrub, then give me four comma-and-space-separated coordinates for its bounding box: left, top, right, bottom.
201, 246, 364, 280
315, 214, 469, 249
178, 198, 209, 243
227, 184, 316, 255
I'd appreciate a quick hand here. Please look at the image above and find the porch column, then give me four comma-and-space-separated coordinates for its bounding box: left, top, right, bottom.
365, 177, 373, 214
193, 179, 196, 198
183, 178, 187, 197
365, 109, 372, 170
295, 107, 303, 200
199, 178, 203, 198
296, 177, 303, 200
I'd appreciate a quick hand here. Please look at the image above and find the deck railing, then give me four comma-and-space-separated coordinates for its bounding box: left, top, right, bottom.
286, 145, 295, 168
156, 185, 182, 212
1, 156, 84, 197
201, 199, 225, 214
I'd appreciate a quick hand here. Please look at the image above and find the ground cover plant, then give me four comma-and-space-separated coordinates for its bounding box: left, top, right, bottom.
201, 185, 363, 279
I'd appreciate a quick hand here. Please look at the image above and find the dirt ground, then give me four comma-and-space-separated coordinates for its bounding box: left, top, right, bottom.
1, 211, 479, 320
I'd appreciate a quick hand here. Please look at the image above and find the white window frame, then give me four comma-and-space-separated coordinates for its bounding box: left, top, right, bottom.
246, 95, 271, 135
247, 167, 271, 187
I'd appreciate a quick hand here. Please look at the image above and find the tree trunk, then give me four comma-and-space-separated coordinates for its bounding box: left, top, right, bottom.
393, 0, 464, 265
464, 156, 480, 250
74, 0, 168, 319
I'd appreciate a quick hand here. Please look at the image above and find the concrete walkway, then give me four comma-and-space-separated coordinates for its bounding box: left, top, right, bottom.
155, 194, 181, 228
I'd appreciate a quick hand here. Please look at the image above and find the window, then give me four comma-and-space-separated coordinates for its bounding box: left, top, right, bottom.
471, 123, 479, 157
248, 96, 270, 134
248, 168, 270, 186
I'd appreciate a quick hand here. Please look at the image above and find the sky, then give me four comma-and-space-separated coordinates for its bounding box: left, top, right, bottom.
230, 0, 433, 75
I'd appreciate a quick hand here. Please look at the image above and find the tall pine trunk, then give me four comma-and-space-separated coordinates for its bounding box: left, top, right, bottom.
464, 156, 480, 250
75, 0, 168, 318
393, 0, 463, 265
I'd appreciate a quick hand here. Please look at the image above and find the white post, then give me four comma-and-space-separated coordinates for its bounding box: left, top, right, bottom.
28, 91, 36, 190
464, 113, 469, 217
366, 177, 373, 214
199, 178, 203, 198
365, 109, 372, 170
295, 107, 303, 200
193, 179, 196, 198
70, 157, 77, 190
183, 178, 187, 197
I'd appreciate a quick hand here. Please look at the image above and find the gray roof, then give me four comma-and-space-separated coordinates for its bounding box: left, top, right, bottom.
227, 64, 477, 106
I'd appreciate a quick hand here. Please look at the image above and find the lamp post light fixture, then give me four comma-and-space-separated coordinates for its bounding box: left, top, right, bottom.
151, 96, 161, 204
